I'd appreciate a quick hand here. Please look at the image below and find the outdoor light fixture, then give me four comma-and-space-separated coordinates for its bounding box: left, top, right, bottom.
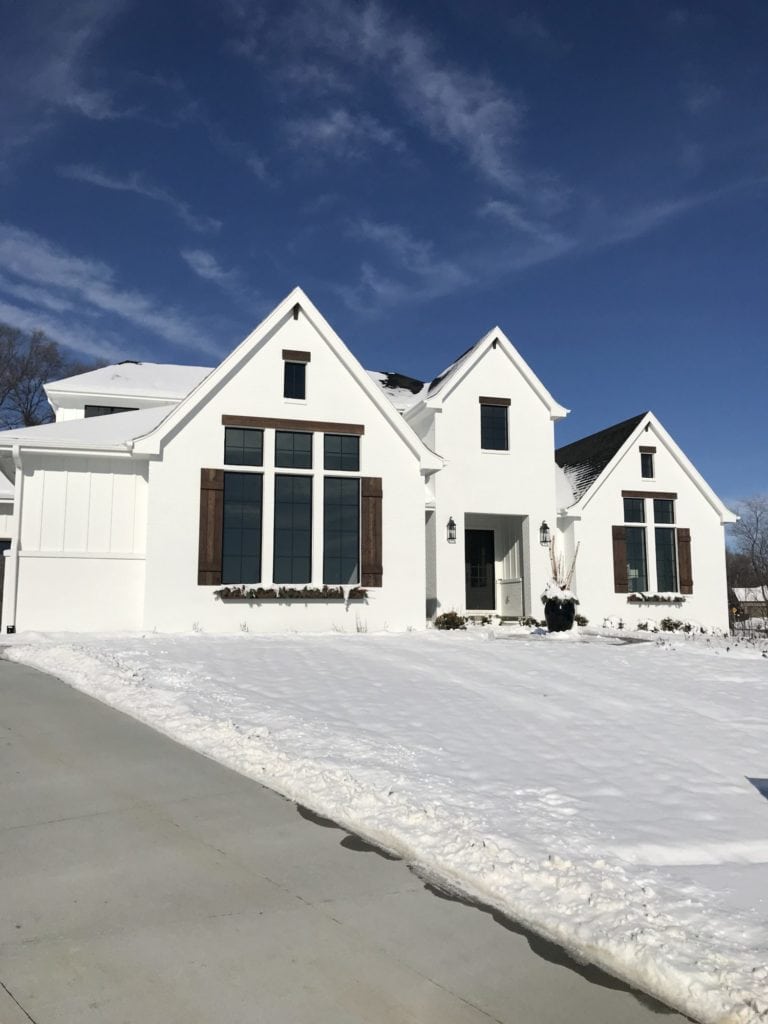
447, 517, 457, 543
539, 521, 551, 546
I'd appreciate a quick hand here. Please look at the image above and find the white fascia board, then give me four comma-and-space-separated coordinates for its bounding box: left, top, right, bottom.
131, 286, 443, 471
423, 328, 569, 421
572, 412, 737, 525
45, 387, 184, 407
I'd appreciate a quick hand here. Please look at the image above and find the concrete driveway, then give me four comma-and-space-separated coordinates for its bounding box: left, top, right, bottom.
0, 659, 685, 1024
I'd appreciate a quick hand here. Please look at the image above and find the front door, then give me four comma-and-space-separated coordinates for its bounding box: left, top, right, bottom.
465, 529, 495, 610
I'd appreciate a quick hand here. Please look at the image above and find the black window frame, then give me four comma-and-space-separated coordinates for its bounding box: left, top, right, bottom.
625, 525, 648, 593
221, 471, 263, 585
323, 477, 360, 585
224, 426, 263, 467
324, 433, 360, 472
84, 405, 139, 418
641, 452, 654, 479
623, 497, 646, 523
480, 404, 509, 451
273, 474, 312, 584
284, 361, 306, 400
275, 430, 313, 469
655, 527, 678, 592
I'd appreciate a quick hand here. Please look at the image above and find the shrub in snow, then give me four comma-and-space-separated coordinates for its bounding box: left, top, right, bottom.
434, 611, 467, 630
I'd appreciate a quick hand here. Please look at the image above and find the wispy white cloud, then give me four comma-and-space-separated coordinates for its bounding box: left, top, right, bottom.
507, 12, 566, 53
0, 223, 222, 359
59, 164, 221, 233
0, 0, 126, 161
340, 219, 471, 312
286, 108, 403, 160
682, 80, 722, 115
180, 249, 265, 313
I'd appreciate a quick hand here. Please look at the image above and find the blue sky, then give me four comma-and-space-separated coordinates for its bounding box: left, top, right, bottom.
1, 0, 765, 499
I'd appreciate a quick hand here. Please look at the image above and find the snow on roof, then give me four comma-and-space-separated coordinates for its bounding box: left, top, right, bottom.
733, 587, 768, 603
555, 462, 576, 510
555, 413, 648, 503
366, 370, 428, 412
46, 361, 213, 401
0, 405, 175, 451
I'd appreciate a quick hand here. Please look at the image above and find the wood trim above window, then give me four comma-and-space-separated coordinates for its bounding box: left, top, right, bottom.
222, 415, 364, 435
478, 396, 511, 407
622, 490, 677, 500
639, 445, 657, 453
282, 349, 311, 362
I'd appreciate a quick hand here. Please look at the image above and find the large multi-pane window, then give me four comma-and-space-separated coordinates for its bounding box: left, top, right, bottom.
222, 473, 263, 584
654, 499, 677, 591
324, 434, 359, 471
224, 427, 263, 466
323, 478, 360, 584
275, 430, 312, 469
480, 404, 508, 450
625, 526, 648, 592
284, 362, 306, 399
274, 475, 312, 583
623, 497, 645, 523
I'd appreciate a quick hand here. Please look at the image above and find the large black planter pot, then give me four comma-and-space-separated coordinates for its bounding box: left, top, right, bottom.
544, 598, 576, 632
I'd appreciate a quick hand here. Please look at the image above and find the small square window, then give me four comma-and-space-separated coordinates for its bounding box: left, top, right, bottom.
623, 497, 645, 523
324, 433, 360, 471
224, 427, 263, 467
641, 452, 654, 478
480, 404, 508, 450
653, 499, 675, 524
284, 362, 306, 400
275, 430, 312, 469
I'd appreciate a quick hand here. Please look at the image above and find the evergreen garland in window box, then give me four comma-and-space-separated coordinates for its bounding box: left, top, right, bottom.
626, 593, 686, 604
214, 585, 368, 602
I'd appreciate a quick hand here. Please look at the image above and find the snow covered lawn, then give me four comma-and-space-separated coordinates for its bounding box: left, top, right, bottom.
3, 628, 767, 1024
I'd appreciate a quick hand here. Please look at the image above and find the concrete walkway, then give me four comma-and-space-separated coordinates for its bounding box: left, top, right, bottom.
0, 659, 685, 1024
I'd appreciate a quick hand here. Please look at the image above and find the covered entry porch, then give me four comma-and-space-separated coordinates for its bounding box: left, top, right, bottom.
464, 513, 528, 618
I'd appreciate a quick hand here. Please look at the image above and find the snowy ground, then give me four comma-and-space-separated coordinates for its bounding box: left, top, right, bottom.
3, 626, 767, 1024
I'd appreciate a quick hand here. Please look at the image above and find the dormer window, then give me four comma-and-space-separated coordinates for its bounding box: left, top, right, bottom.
283, 349, 310, 400
640, 446, 655, 479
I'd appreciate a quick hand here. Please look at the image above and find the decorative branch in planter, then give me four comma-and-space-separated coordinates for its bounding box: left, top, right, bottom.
214, 585, 368, 602
541, 539, 580, 632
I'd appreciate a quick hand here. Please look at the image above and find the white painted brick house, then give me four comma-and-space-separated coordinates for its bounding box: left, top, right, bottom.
0, 287, 736, 633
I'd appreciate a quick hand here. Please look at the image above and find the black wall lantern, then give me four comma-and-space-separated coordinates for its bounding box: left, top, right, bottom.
447, 517, 457, 543
539, 521, 551, 546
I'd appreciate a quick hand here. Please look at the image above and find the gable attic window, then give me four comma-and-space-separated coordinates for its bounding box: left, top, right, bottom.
224, 427, 263, 467
283, 349, 310, 400
640, 446, 656, 479
479, 397, 510, 451
84, 405, 139, 418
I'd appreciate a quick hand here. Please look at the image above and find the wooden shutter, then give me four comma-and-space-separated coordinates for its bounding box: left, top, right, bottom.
361, 477, 383, 587
198, 469, 224, 585
677, 528, 693, 594
612, 525, 628, 593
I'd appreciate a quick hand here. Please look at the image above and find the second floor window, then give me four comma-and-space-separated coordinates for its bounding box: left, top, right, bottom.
275, 430, 312, 469
480, 404, 508, 450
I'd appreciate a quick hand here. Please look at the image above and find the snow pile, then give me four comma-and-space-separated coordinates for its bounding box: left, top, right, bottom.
4, 630, 768, 1023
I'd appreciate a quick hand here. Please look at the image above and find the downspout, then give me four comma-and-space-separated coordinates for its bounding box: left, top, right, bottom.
5, 445, 24, 632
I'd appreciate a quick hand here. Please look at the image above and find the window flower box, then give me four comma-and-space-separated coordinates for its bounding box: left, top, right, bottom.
214, 585, 367, 602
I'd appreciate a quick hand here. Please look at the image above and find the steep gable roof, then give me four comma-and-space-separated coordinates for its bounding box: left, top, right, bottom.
555, 413, 647, 503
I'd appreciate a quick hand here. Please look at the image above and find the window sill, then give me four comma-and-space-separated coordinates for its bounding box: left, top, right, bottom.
480, 448, 510, 455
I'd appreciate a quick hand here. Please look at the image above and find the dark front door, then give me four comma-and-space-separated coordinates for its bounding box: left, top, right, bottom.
465, 529, 495, 610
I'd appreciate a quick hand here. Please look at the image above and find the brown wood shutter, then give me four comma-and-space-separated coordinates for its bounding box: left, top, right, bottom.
198, 469, 224, 585
361, 477, 383, 587
612, 525, 628, 593
677, 528, 693, 594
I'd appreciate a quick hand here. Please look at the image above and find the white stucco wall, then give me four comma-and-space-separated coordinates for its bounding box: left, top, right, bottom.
415, 344, 558, 617
561, 422, 730, 631
5, 454, 148, 632
141, 310, 427, 633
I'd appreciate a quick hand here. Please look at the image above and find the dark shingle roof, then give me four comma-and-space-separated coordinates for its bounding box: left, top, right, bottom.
555, 412, 648, 504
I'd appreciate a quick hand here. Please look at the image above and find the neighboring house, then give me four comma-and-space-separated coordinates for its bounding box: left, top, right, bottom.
732, 587, 768, 620
0, 287, 736, 634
